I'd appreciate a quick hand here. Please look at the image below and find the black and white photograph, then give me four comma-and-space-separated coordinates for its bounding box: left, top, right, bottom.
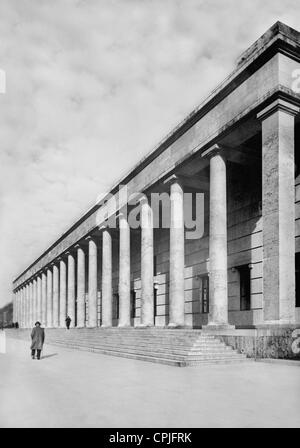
0, 0, 300, 431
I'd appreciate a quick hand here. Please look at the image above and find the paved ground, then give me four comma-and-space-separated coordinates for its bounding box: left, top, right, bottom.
0, 334, 300, 428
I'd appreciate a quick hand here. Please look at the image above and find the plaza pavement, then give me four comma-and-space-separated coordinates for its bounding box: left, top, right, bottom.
0, 334, 299, 428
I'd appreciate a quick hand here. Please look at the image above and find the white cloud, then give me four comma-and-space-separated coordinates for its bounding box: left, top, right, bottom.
0, 0, 300, 307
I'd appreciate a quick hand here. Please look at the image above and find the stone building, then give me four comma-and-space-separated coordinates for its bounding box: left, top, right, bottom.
12, 22, 300, 358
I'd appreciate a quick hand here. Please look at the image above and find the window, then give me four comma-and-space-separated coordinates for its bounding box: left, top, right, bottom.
201, 275, 209, 314
130, 290, 136, 318
154, 287, 158, 318
296, 253, 300, 307
238, 265, 251, 311
153, 255, 157, 276
113, 293, 119, 319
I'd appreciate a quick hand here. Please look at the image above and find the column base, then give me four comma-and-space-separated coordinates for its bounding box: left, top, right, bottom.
168, 322, 186, 329
260, 319, 295, 326
137, 323, 153, 328
202, 323, 235, 331
118, 324, 131, 328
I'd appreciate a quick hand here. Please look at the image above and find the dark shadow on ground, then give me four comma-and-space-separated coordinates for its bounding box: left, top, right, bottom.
41, 353, 58, 359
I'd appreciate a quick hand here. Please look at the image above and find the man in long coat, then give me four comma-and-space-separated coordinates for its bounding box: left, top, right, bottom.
30, 321, 45, 360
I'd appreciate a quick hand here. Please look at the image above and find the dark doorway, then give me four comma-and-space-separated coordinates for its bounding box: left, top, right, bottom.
237, 265, 251, 311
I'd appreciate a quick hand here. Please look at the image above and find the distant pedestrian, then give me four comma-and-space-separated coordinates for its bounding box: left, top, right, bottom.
65, 316, 71, 330
15, 322, 19, 329
30, 321, 45, 360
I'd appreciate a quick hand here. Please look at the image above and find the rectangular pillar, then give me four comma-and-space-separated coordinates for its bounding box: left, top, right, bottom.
258, 99, 299, 323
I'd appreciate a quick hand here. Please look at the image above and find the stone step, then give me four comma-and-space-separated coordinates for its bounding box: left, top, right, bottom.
47, 337, 232, 353
49, 340, 245, 360
50, 340, 235, 356
48, 341, 246, 364
45, 333, 224, 345
45, 335, 216, 345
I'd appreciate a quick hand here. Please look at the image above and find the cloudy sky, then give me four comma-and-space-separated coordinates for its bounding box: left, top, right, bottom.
0, 0, 300, 308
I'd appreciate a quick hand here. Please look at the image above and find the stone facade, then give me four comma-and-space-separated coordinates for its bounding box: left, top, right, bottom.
12, 22, 300, 357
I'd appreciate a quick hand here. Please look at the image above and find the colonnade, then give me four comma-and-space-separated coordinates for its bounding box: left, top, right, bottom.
13, 150, 231, 330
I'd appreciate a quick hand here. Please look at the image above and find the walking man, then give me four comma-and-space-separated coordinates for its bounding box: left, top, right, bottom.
65, 315, 71, 330
30, 321, 45, 360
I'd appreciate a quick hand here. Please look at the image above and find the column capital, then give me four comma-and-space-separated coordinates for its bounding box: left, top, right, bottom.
85, 234, 96, 241
201, 144, 225, 160
100, 225, 112, 233
163, 174, 184, 188
65, 250, 74, 257
257, 99, 300, 121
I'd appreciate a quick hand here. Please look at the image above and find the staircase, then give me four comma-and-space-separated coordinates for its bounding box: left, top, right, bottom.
7, 328, 249, 366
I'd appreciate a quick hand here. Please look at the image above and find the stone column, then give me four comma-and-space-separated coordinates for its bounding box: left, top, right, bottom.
17, 291, 20, 324
46, 268, 53, 327
76, 244, 86, 328
18, 290, 21, 327
32, 278, 37, 324
52, 264, 59, 328
257, 99, 299, 324
59, 257, 67, 327
140, 196, 154, 326
19, 289, 22, 327
14, 289, 21, 323
102, 229, 112, 327
118, 213, 131, 327
37, 275, 42, 322
22, 287, 25, 328
25, 284, 29, 328
41, 271, 47, 327
30, 281, 35, 327
12, 291, 18, 322
202, 144, 231, 329
12, 292, 15, 322
28, 282, 32, 327
67, 252, 76, 328
87, 237, 98, 328
20, 288, 24, 327
165, 175, 185, 327
21, 285, 25, 328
